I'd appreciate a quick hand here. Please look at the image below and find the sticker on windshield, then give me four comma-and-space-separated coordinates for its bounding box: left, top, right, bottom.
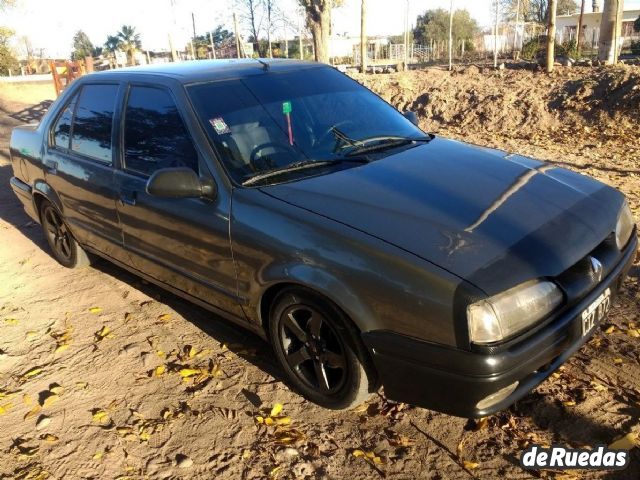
209, 117, 231, 135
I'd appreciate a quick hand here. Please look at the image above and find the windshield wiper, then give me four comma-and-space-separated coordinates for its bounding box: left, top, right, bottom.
242, 157, 369, 186
344, 135, 432, 157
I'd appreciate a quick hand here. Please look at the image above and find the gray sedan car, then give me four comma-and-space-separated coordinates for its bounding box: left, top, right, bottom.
9, 59, 637, 417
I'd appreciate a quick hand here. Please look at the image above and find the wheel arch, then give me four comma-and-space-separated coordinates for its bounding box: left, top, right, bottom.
32, 180, 64, 221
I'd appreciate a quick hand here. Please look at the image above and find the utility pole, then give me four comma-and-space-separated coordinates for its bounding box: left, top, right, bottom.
209, 31, 216, 59
267, 0, 273, 58
448, 0, 453, 71
513, 0, 521, 58
493, 0, 499, 68
360, 0, 367, 73
283, 18, 289, 58
233, 12, 242, 59
298, 17, 303, 60
403, 0, 409, 68
168, 0, 178, 62
546, 0, 558, 73
577, 0, 585, 56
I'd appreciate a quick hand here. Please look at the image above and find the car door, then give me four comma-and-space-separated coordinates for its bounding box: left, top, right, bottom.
43, 82, 127, 261
113, 82, 244, 318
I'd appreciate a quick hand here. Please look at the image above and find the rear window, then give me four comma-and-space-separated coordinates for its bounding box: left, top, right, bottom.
71, 84, 118, 164
52, 93, 78, 149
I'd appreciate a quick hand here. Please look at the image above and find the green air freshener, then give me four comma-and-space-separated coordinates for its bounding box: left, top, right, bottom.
282, 101, 292, 115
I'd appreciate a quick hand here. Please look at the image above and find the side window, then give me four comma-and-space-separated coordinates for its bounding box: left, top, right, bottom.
124, 86, 199, 176
52, 93, 78, 149
71, 84, 118, 164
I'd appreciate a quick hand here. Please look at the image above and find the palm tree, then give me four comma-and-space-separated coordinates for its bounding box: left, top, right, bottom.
104, 35, 121, 68
117, 25, 142, 66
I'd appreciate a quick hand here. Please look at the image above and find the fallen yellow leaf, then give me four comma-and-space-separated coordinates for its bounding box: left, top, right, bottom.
54, 344, 70, 354
95, 326, 111, 340
609, 433, 638, 450
75, 382, 88, 390
88, 307, 102, 314
154, 365, 166, 376
4, 318, 18, 325
275, 417, 290, 425
627, 329, 640, 338
270, 403, 283, 417
463, 460, 480, 470
264, 417, 275, 426
0, 403, 11, 415
41, 434, 58, 443
24, 405, 41, 420
563, 401, 576, 407
604, 325, 616, 334
42, 394, 59, 408
614, 358, 623, 365
23, 367, 43, 378
179, 368, 200, 378
50, 385, 64, 395
23, 394, 32, 405
93, 451, 104, 460
158, 313, 171, 321
92, 409, 109, 424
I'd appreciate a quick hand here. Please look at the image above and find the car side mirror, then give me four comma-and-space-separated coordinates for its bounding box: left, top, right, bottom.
146, 167, 217, 199
403, 110, 419, 126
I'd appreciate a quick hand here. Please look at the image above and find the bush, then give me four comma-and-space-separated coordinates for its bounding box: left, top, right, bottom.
521, 36, 545, 60
631, 41, 640, 55
557, 39, 577, 59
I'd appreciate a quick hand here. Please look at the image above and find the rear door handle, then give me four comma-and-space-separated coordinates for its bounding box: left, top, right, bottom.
119, 191, 137, 206
43, 159, 58, 174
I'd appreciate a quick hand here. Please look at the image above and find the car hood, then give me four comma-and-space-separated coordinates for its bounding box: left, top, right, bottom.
261, 137, 623, 295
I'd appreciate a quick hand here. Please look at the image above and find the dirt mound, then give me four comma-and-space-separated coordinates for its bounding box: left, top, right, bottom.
353, 65, 640, 140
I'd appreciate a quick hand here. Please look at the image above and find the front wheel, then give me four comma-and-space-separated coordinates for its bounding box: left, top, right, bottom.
40, 200, 91, 269
269, 288, 375, 410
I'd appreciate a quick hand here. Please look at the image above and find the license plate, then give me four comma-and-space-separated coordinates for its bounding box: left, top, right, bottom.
581, 288, 611, 336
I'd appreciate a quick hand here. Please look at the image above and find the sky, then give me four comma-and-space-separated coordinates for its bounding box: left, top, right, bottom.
2, 0, 640, 59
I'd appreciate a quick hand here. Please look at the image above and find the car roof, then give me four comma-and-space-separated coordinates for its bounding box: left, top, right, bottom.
86, 58, 327, 84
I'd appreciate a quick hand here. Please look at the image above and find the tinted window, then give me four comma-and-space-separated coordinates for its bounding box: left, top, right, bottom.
70, 84, 118, 163
52, 93, 78, 149
124, 86, 198, 176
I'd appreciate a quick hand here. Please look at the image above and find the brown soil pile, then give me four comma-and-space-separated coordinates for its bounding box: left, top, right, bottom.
354, 64, 640, 141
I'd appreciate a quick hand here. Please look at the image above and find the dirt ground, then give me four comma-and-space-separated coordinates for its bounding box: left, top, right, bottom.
0, 66, 639, 480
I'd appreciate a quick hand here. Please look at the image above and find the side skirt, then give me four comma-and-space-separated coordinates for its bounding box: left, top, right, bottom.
83, 245, 268, 341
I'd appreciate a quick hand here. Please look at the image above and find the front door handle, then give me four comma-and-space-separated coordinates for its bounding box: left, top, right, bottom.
43, 159, 58, 174
119, 191, 137, 206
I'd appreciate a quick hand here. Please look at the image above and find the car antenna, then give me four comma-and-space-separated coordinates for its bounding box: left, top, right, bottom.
257, 59, 270, 71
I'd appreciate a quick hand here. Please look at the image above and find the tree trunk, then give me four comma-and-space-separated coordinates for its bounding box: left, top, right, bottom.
360, 0, 367, 73
576, 0, 585, 56
448, 0, 453, 70
598, 0, 623, 63
546, 0, 557, 73
309, 8, 331, 63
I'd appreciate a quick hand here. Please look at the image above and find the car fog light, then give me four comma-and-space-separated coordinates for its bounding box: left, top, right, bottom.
476, 381, 519, 410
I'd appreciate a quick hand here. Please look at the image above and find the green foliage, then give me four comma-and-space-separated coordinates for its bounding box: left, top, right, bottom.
190, 25, 234, 59
631, 41, 640, 55
521, 36, 544, 60
413, 8, 479, 46
557, 39, 577, 58
117, 25, 142, 65
71, 30, 95, 60
0, 26, 18, 75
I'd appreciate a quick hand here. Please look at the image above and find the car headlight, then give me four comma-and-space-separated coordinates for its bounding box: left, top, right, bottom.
615, 200, 634, 250
467, 280, 563, 344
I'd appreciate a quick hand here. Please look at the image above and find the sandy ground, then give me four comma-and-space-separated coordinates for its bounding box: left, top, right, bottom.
0, 68, 639, 480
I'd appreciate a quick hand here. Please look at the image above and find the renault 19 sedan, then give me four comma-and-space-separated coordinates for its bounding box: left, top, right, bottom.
9, 59, 637, 417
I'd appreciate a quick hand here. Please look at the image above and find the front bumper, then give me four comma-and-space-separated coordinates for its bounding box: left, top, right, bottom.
362, 234, 637, 418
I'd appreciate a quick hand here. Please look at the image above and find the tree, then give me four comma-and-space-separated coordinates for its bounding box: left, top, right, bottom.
546, 0, 557, 72
634, 15, 640, 33
360, 0, 366, 72
598, 0, 623, 63
413, 8, 479, 52
299, 0, 343, 63
501, 0, 578, 24
71, 30, 95, 60
117, 25, 142, 66
236, 0, 265, 56
0, 26, 19, 75
192, 26, 234, 59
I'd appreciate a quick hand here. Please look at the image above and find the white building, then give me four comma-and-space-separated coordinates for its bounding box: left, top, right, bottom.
556, 8, 640, 49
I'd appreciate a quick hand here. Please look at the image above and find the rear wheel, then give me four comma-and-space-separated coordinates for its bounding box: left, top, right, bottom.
269, 288, 374, 410
40, 200, 91, 269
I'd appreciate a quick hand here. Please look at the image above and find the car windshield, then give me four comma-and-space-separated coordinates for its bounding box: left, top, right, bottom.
187, 66, 426, 185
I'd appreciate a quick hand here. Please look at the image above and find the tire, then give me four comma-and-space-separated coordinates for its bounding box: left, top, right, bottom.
40, 200, 91, 269
269, 287, 375, 410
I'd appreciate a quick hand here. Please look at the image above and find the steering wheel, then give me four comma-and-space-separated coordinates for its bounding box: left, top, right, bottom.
249, 142, 296, 171
315, 120, 358, 151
